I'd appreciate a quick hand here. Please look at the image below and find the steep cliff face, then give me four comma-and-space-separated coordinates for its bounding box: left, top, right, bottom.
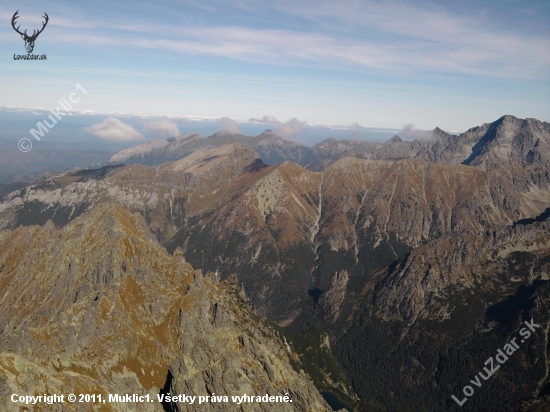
0, 204, 330, 412
326, 218, 550, 411
410, 115, 550, 169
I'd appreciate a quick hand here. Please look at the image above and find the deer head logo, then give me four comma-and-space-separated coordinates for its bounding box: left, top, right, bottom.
11, 11, 49, 54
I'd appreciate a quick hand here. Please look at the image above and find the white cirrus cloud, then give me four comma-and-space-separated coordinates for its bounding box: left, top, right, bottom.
143, 116, 180, 137
276, 118, 308, 136
85, 117, 144, 141
36, 1, 550, 79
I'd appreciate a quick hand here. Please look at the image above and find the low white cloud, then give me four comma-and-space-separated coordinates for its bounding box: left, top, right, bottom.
276, 118, 307, 136
218, 117, 240, 134
85, 117, 144, 141
350, 122, 363, 136
249, 115, 281, 124
143, 116, 180, 137
398, 123, 435, 141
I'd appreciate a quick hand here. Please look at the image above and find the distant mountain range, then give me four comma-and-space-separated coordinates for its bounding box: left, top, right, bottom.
1, 114, 549, 411
110, 129, 312, 165
110, 115, 550, 171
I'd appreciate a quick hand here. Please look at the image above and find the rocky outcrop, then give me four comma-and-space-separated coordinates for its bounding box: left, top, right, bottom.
319, 271, 349, 322
0, 204, 330, 412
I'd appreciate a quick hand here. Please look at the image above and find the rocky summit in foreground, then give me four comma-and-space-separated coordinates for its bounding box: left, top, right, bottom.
0, 204, 331, 412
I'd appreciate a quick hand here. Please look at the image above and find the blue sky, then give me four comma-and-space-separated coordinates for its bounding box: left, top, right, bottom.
1, 0, 549, 144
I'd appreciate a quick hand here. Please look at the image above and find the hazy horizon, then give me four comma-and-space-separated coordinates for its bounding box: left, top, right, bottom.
1, 0, 549, 146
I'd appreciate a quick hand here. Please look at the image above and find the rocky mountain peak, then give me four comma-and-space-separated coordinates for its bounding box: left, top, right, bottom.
498, 114, 520, 123
320, 137, 337, 144
432, 126, 453, 139
258, 129, 279, 137
387, 134, 404, 144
